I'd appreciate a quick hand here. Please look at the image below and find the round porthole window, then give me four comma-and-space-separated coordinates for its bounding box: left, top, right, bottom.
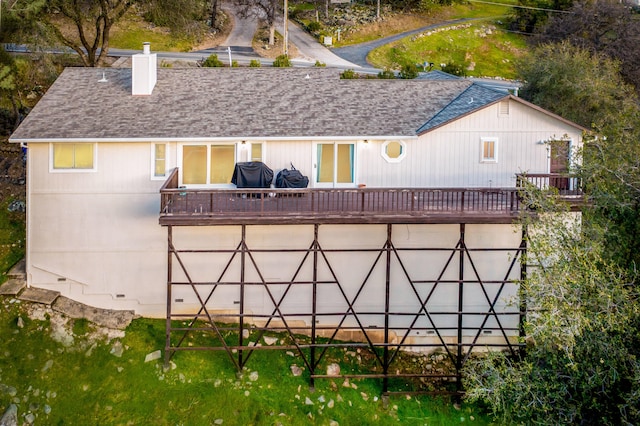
382, 141, 406, 163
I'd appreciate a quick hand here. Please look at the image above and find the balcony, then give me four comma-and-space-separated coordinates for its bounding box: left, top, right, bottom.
159, 169, 585, 226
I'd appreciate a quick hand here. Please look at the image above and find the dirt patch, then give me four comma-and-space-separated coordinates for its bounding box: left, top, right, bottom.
252, 24, 300, 60
190, 9, 233, 51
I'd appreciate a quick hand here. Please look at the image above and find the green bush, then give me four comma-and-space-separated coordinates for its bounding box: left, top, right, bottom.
399, 63, 419, 79
307, 21, 322, 32
272, 54, 291, 67
441, 61, 467, 76
340, 69, 358, 79
231, 60, 239, 67
249, 59, 261, 67
314, 60, 326, 67
377, 69, 396, 79
201, 53, 224, 67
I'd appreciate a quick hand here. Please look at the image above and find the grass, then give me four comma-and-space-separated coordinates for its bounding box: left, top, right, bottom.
0, 298, 496, 425
0, 198, 25, 281
367, 21, 527, 78
293, 0, 516, 48
110, 13, 196, 52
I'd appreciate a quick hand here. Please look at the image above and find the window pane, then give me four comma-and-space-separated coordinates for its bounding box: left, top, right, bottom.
183, 145, 207, 184
483, 141, 495, 160
337, 144, 354, 183
251, 143, 262, 162
154, 144, 166, 177
386, 142, 402, 159
74, 143, 94, 169
317, 144, 334, 183
210, 145, 235, 184
53, 144, 74, 169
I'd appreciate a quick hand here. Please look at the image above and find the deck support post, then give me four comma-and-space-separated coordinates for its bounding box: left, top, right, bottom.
238, 225, 246, 369
383, 224, 392, 393
456, 223, 465, 394
310, 224, 319, 389
164, 225, 173, 368
519, 224, 528, 354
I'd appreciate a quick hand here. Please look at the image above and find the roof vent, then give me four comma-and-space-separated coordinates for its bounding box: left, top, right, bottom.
132, 42, 157, 96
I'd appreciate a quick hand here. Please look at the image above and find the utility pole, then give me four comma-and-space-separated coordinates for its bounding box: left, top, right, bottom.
283, 0, 289, 56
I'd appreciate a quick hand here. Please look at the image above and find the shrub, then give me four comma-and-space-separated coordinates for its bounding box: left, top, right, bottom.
272, 55, 291, 67
201, 54, 224, 67
399, 63, 419, 79
340, 69, 358, 79
231, 60, 239, 68
249, 59, 261, 67
314, 60, 326, 67
377, 69, 396, 79
441, 61, 467, 76
307, 21, 322, 32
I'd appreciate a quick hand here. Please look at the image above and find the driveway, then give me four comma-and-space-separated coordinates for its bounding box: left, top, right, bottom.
331, 18, 473, 68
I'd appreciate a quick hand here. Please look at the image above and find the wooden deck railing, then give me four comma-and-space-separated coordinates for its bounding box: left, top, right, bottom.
516, 173, 583, 197
159, 169, 525, 225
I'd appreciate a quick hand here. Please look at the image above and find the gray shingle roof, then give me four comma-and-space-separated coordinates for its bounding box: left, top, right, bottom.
417, 84, 507, 134
10, 67, 501, 142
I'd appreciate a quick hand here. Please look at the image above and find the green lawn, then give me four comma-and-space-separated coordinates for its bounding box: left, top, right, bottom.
368, 21, 527, 79
0, 298, 496, 425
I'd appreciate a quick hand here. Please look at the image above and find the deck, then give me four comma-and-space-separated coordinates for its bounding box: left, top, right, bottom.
159, 169, 583, 226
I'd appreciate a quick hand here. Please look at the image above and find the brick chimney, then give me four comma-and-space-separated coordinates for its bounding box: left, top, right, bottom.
132, 42, 157, 96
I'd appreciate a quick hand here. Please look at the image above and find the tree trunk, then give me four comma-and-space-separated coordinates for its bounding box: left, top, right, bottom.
210, 0, 218, 29
269, 24, 275, 45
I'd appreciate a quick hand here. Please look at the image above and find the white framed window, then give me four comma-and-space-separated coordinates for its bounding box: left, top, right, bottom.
179, 142, 250, 186
313, 142, 356, 188
250, 142, 264, 162
381, 140, 406, 163
50, 143, 97, 172
151, 143, 169, 179
480, 137, 498, 163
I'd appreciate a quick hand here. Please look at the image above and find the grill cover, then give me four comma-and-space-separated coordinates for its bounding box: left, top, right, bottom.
275, 165, 309, 188
231, 162, 274, 188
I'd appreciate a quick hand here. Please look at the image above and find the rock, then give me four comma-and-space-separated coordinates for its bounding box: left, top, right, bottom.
327, 399, 334, 408
290, 365, 302, 376
24, 412, 35, 424
144, 350, 162, 363
242, 329, 249, 338
44, 405, 51, 415
329, 421, 339, 426
342, 378, 350, 388
0, 404, 17, 426
318, 395, 325, 403
263, 336, 278, 345
0, 385, 17, 397
360, 392, 368, 401
249, 371, 259, 381
110, 341, 124, 357
326, 363, 340, 376
85, 343, 97, 357
286, 351, 295, 357
304, 397, 314, 405
42, 360, 53, 372
214, 420, 223, 425
16, 317, 24, 329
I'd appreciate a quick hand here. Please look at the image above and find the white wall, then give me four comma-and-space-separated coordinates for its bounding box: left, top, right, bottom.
357, 100, 583, 188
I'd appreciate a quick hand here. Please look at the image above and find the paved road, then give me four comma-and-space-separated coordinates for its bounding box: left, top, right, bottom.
331, 18, 474, 68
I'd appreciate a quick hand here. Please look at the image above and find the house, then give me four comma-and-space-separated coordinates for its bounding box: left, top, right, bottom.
9, 45, 586, 390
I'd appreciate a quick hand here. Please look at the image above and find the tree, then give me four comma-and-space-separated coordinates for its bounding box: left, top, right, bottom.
234, 0, 278, 46
517, 41, 638, 130
463, 203, 640, 425
41, 0, 134, 67
506, 0, 574, 34
535, 0, 640, 93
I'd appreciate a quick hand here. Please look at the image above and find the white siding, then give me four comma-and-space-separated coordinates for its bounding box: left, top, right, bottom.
358, 100, 582, 188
